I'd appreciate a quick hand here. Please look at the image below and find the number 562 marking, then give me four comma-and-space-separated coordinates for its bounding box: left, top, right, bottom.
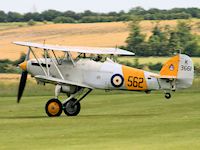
127, 76, 143, 88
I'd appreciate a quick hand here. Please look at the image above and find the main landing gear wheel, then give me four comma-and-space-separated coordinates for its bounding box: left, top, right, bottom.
63, 98, 81, 116
165, 93, 171, 99
45, 98, 62, 117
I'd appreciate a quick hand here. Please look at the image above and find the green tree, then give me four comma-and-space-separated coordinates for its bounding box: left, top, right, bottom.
53, 16, 75, 23
128, 7, 145, 15
63, 11, 80, 20
23, 12, 42, 21
168, 31, 182, 55
177, 21, 199, 55
185, 40, 200, 56
167, 21, 200, 56
126, 19, 147, 55
186, 8, 200, 18
173, 12, 191, 19
82, 10, 98, 16
41, 10, 62, 21
80, 16, 98, 23
7, 12, 23, 22
0, 10, 7, 22
27, 19, 36, 26
176, 21, 192, 47
80, 16, 115, 23
148, 24, 169, 56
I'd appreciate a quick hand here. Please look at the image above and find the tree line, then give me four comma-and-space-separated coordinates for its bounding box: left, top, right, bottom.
125, 20, 200, 57
0, 7, 200, 23
0, 54, 25, 73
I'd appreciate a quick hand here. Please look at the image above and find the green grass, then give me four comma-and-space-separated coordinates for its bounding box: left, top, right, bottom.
0, 80, 55, 97
0, 77, 200, 150
0, 22, 27, 30
0, 91, 200, 150
0, 22, 51, 30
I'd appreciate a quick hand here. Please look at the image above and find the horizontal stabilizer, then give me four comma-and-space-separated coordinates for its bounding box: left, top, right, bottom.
150, 75, 177, 79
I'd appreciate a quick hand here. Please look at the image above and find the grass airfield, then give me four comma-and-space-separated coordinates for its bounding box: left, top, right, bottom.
0, 89, 200, 150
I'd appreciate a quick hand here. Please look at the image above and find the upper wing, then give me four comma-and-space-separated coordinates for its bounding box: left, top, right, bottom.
35, 75, 93, 89
13, 41, 135, 56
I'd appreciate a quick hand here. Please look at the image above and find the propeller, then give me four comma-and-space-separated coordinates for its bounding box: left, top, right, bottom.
17, 70, 28, 103
17, 49, 30, 103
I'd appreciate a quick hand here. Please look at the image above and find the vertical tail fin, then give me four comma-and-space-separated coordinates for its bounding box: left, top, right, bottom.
160, 54, 194, 89
160, 55, 179, 78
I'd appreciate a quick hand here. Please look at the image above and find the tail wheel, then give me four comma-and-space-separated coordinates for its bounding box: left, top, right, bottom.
45, 98, 62, 117
63, 98, 81, 116
165, 93, 171, 99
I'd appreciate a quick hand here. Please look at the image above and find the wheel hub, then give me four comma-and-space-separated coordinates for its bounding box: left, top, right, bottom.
65, 101, 77, 113
63, 98, 81, 116
48, 102, 60, 115
45, 99, 63, 117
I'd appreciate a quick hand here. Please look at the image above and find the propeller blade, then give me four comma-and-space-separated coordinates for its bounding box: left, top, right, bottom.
17, 48, 30, 103
17, 71, 28, 103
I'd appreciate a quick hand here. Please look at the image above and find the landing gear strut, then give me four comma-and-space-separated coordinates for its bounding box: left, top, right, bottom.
165, 93, 171, 99
62, 88, 92, 116
45, 88, 92, 117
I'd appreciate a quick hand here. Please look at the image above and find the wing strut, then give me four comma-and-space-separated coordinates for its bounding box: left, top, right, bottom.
30, 47, 47, 76
67, 51, 75, 66
51, 50, 60, 65
49, 55, 64, 80
44, 49, 50, 76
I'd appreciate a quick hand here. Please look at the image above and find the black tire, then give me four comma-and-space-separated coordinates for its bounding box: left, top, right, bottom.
165, 93, 171, 99
63, 98, 81, 116
45, 98, 62, 117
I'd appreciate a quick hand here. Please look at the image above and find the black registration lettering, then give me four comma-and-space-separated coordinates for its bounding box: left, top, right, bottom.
127, 76, 144, 88
181, 65, 192, 71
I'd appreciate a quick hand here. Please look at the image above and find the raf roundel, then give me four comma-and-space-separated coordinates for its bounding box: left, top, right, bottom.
111, 74, 124, 88
169, 64, 174, 71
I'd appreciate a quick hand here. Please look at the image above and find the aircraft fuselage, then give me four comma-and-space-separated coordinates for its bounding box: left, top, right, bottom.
27, 58, 161, 92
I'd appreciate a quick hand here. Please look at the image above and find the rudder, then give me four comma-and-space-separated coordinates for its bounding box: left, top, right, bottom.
160, 54, 194, 89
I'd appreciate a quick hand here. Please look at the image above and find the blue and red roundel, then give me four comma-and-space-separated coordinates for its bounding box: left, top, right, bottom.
111, 74, 124, 87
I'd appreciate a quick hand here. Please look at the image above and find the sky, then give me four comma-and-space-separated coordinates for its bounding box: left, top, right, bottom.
0, 0, 200, 13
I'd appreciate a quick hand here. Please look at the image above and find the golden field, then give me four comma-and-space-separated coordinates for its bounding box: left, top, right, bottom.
0, 74, 34, 84
1, 19, 200, 60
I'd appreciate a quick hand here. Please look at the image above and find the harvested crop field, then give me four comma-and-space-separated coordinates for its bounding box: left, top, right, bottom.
1, 19, 200, 60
